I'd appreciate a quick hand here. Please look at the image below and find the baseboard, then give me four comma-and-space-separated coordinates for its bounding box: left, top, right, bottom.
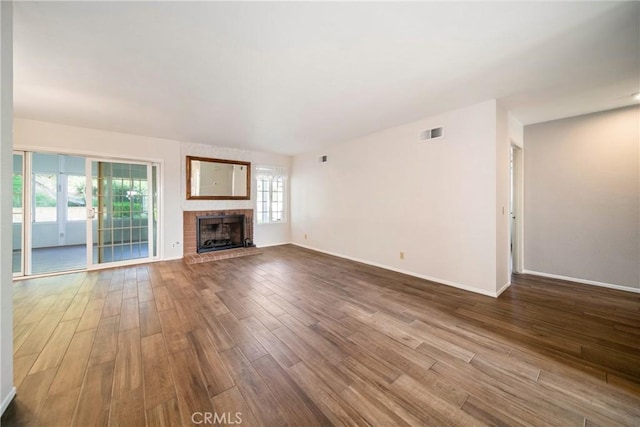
1, 387, 16, 415
13, 269, 85, 281
256, 242, 291, 248
522, 270, 640, 294
291, 242, 501, 298
496, 281, 511, 296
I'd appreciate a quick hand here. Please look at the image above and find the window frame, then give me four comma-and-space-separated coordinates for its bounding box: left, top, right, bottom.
255, 165, 287, 225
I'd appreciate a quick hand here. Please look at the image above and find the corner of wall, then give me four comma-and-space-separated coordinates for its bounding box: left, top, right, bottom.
0, 387, 15, 416
0, 0, 14, 414
291, 99, 505, 296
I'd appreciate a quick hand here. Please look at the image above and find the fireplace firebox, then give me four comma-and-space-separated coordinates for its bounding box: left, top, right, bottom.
196, 215, 246, 253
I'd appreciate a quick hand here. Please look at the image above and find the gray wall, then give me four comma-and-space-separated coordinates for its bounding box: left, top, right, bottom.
524, 105, 639, 290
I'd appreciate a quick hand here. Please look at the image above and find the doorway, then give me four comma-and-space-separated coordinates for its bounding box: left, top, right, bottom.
12, 151, 160, 277
29, 152, 87, 274
510, 144, 523, 274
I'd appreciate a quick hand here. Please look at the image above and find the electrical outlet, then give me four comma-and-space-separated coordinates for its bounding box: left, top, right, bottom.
400, 251, 405, 260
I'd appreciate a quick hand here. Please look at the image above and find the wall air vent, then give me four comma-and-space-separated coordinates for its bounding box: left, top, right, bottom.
419, 126, 444, 142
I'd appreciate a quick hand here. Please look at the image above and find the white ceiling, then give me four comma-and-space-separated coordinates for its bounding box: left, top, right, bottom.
13, 1, 640, 155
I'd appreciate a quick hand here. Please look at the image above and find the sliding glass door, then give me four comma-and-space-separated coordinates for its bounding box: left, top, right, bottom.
30, 153, 88, 274
12, 151, 159, 277
87, 159, 157, 268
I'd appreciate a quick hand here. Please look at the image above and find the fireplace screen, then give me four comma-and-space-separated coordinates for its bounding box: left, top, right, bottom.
196, 215, 245, 253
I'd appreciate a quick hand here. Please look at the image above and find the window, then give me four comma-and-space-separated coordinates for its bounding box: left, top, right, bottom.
34, 173, 58, 222
66, 175, 87, 221
256, 165, 287, 224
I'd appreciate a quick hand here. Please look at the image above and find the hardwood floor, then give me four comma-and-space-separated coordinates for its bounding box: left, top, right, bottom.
3, 244, 639, 426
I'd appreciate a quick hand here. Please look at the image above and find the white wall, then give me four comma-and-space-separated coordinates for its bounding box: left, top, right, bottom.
1, 0, 15, 414
291, 100, 507, 296
13, 120, 291, 258
524, 106, 640, 291
182, 142, 291, 247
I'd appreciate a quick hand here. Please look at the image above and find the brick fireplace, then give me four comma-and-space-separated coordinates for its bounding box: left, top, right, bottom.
183, 209, 260, 264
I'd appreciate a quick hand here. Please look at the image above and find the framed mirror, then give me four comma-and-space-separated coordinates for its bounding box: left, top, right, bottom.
186, 156, 251, 200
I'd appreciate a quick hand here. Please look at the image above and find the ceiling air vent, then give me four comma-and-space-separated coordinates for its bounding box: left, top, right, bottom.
419, 126, 444, 142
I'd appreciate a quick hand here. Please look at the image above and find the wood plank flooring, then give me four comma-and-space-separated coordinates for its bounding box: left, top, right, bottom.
3, 244, 640, 426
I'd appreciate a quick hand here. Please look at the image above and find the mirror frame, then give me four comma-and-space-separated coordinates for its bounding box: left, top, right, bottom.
186, 156, 251, 200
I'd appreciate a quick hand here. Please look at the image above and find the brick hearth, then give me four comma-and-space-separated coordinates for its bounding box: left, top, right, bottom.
183, 246, 262, 265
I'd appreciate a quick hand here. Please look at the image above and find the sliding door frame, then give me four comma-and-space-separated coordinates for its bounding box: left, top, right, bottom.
86, 157, 159, 271
12, 146, 163, 277
12, 151, 27, 277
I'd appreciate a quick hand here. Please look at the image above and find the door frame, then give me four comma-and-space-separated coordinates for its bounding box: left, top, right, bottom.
510, 144, 524, 274
12, 151, 26, 277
